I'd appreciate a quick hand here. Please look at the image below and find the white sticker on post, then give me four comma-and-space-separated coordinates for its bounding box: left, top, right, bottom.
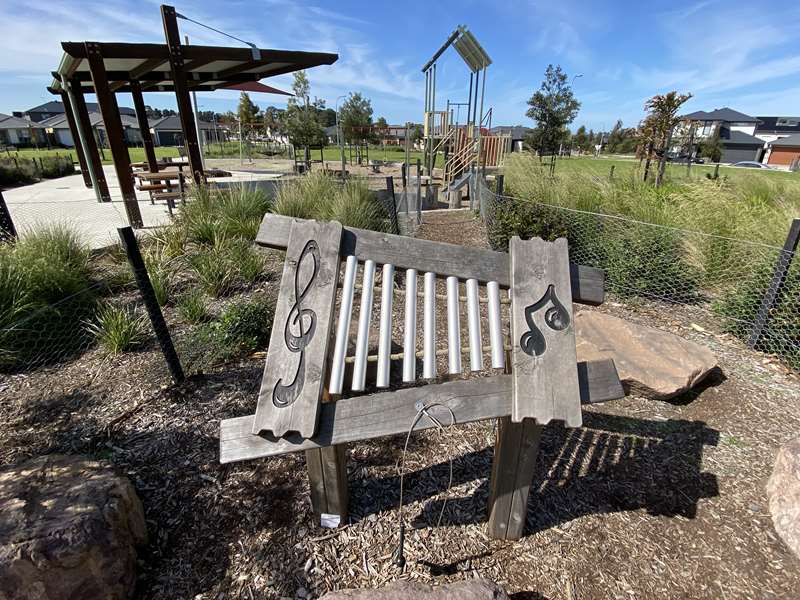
320, 513, 341, 529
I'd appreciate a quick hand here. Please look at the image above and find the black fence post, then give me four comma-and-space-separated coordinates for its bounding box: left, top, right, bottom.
0, 190, 17, 242
415, 159, 422, 222
117, 226, 185, 383
747, 218, 800, 349
385, 176, 399, 235
609, 165, 615, 179
496, 174, 504, 198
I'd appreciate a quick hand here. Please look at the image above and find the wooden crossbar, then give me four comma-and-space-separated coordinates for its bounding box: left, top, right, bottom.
255, 214, 605, 305
220, 359, 623, 464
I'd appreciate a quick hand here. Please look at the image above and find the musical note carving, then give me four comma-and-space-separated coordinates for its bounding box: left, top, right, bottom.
272, 240, 320, 408
519, 284, 570, 357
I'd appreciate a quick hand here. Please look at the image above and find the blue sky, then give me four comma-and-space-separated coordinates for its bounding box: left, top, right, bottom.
1, 0, 799, 132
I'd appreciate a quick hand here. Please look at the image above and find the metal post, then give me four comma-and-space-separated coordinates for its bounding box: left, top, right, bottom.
747, 218, 800, 349
184, 35, 204, 171
64, 76, 109, 202
0, 190, 17, 242
59, 90, 92, 188
416, 158, 422, 222
496, 174, 504, 198
118, 226, 184, 383
85, 42, 143, 227
385, 176, 399, 235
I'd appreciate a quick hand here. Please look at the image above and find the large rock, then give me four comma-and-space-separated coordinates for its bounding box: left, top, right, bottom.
575, 311, 717, 399
0, 454, 147, 600
767, 436, 800, 558
320, 578, 509, 599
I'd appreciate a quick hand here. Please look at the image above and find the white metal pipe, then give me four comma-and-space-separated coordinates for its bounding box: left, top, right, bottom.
487, 281, 505, 369
352, 259, 376, 391
466, 278, 483, 371
329, 255, 358, 394
446, 276, 461, 374
402, 269, 418, 382
423, 272, 437, 379
376, 263, 394, 388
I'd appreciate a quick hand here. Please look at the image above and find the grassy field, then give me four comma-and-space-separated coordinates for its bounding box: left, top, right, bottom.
5, 146, 181, 165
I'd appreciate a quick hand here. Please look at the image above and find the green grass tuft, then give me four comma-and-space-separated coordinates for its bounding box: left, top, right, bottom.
84, 303, 149, 354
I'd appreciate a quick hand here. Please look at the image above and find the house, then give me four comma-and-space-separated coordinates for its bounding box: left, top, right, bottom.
765, 133, 800, 168
148, 115, 221, 146
39, 111, 141, 147
754, 116, 800, 144
0, 113, 43, 147
490, 126, 532, 152
681, 107, 765, 163
14, 100, 136, 123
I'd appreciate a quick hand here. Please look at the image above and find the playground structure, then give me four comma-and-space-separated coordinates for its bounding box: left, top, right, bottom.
421, 27, 512, 193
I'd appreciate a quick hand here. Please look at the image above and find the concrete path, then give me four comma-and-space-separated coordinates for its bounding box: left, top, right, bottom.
3, 165, 280, 249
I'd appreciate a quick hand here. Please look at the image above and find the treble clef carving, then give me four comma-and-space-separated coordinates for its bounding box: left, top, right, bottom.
519, 284, 570, 357
272, 240, 321, 408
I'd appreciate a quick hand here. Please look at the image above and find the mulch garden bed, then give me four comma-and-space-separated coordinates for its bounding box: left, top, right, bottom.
2, 208, 800, 599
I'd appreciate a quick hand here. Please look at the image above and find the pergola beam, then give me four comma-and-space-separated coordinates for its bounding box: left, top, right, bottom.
85, 41, 143, 227
58, 89, 92, 188
161, 4, 204, 184
67, 77, 111, 202
129, 80, 159, 173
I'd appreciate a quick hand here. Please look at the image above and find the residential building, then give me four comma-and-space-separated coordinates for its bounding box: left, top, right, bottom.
14, 100, 136, 123
681, 107, 765, 163
490, 125, 532, 152
754, 116, 800, 144
0, 113, 43, 147
148, 115, 222, 146
40, 111, 141, 147
765, 133, 800, 168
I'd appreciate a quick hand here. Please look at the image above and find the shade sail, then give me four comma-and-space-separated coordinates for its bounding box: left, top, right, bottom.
225, 81, 291, 95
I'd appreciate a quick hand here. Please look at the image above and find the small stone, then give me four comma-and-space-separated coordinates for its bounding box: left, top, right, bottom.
767, 436, 800, 558
297, 586, 309, 599
319, 577, 510, 599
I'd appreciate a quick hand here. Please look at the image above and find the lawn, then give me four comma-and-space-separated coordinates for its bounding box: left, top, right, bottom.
5, 145, 181, 165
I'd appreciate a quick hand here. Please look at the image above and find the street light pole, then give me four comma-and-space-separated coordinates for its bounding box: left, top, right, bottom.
335, 94, 347, 178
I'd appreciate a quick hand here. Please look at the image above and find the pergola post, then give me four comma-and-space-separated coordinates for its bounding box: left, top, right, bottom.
66, 77, 110, 202
161, 5, 205, 184
130, 80, 159, 173
58, 90, 92, 188
85, 41, 143, 228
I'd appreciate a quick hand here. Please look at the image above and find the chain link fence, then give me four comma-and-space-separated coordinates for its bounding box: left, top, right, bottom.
481, 183, 799, 370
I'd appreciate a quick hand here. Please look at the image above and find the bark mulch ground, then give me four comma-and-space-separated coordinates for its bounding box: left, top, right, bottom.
1, 208, 799, 599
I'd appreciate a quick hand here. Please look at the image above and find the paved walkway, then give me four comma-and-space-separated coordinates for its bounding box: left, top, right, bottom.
4, 165, 280, 249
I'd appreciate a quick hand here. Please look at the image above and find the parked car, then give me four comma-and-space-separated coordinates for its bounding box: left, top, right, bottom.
666, 152, 705, 164
731, 161, 773, 169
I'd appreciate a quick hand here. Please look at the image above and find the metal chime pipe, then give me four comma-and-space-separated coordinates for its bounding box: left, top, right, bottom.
423, 272, 437, 379
402, 269, 418, 382
329, 255, 358, 394
376, 263, 395, 388
466, 278, 483, 371
446, 276, 462, 374
487, 281, 505, 369
352, 259, 376, 391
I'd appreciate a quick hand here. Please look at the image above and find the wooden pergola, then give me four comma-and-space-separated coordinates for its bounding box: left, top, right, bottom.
47, 4, 337, 227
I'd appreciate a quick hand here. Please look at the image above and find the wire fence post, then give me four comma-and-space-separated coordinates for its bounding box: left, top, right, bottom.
117, 226, 185, 383
496, 174, 504, 198
385, 175, 400, 235
747, 218, 800, 349
416, 159, 422, 223
0, 189, 18, 242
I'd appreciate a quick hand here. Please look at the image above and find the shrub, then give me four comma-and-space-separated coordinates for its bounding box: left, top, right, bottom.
143, 247, 173, 306
324, 180, 390, 231
274, 171, 337, 219
217, 185, 272, 240
0, 159, 36, 186
176, 289, 209, 324
85, 303, 149, 354
487, 198, 569, 251
226, 239, 265, 284
188, 246, 235, 296
186, 297, 274, 367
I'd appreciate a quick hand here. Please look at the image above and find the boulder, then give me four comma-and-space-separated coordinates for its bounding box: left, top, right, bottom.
767, 436, 800, 558
0, 454, 147, 600
574, 311, 718, 399
320, 578, 510, 600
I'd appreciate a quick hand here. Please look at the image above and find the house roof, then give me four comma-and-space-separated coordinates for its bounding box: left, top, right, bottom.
755, 116, 800, 134
0, 113, 41, 129
719, 127, 764, 146
148, 115, 215, 131
770, 133, 800, 147
40, 111, 139, 130
683, 107, 759, 123
25, 100, 136, 117
490, 125, 532, 138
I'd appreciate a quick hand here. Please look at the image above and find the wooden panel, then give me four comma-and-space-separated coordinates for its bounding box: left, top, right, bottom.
219, 359, 622, 463
487, 417, 544, 540
305, 444, 348, 522
509, 237, 582, 427
251, 220, 343, 438
255, 214, 605, 306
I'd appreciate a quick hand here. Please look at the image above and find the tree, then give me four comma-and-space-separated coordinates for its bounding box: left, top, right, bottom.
607, 119, 624, 153
698, 127, 723, 162
641, 91, 692, 185
283, 71, 325, 152
525, 64, 581, 154
339, 92, 374, 144
237, 92, 260, 127
573, 125, 588, 153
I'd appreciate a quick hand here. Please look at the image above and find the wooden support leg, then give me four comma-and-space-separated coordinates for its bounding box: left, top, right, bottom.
487, 417, 544, 540
305, 444, 348, 525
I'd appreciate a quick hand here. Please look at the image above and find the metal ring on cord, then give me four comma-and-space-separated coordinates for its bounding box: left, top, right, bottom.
393, 401, 457, 569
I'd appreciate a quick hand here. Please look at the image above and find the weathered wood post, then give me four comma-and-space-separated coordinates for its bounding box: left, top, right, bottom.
385, 176, 399, 235
118, 227, 184, 383
747, 218, 800, 350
